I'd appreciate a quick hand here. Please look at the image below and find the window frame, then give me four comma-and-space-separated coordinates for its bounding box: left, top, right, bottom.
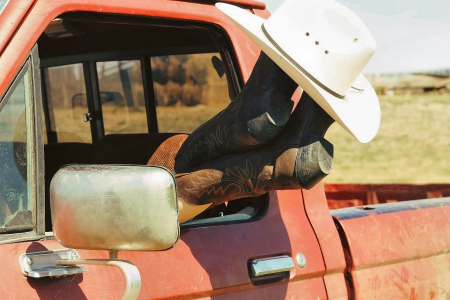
38, 14, 269, 229
39, 14, 244, 143
41, 44, 234, 143
0, 44, 45, 243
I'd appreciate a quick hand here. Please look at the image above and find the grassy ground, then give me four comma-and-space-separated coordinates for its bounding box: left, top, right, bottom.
156, 92, 450, 184
51, 92, 450, 184
324, 91, 450, 183
156, 104, 225, 133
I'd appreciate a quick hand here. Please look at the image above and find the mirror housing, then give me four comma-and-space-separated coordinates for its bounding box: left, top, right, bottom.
50, 165, 179, 251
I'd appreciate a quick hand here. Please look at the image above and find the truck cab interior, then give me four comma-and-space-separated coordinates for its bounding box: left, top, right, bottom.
36, 12, 269, 232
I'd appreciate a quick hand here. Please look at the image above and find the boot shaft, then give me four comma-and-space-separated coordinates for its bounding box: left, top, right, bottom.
177, 93, 335, 206
175, 52, 297, 173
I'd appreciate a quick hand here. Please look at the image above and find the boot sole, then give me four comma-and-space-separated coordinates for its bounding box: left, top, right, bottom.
295, 135, 334, 189
247, 91, 294, 143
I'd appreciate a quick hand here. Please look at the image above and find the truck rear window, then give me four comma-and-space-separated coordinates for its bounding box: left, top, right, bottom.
38, 13, 267, 231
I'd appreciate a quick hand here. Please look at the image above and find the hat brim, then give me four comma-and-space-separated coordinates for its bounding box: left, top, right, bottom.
216, 2, 380, 143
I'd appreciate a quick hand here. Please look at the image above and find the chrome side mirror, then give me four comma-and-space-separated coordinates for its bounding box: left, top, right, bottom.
49, 165, 179, 299
50, 164, 179, 250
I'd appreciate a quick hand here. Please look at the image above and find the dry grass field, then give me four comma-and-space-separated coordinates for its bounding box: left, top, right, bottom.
156, 104, 226, 133
51, 91, 450, 184
324, 92, 450, 183
156, 91, 450, 184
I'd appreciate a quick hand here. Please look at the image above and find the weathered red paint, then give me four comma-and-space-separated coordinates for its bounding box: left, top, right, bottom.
0, 0, 36, 55
332, 199, 450, 299
0, 191, 330, 299
0, 1, 332, 298
302, 184, 348, 299
1, 0, 449, 298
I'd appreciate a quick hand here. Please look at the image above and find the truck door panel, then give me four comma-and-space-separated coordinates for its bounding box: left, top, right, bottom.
302, 185, 348, 299
0, 1, 331, 299
0, 192, 328, 299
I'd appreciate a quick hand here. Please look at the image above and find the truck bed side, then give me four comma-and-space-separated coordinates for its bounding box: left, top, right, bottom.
332, 198, 450, 299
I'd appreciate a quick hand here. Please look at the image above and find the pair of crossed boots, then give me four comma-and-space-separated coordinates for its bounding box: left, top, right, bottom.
148, 53, 335, 222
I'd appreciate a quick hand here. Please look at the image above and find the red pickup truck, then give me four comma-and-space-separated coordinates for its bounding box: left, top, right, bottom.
1, 0, 449, 299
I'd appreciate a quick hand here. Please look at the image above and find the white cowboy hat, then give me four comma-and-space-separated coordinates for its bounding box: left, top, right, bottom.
216, 0, 380, 143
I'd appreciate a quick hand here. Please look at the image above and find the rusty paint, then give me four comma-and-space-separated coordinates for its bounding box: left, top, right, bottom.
0, 0, 331, 298
0, 191, 329, 298
0, 0, 36, 57
333, 199, 450, 299
2, 0, 449, 298
302, 184, 348, 299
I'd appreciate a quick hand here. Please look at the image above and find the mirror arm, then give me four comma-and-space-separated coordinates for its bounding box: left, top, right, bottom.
56, 258, 141, 300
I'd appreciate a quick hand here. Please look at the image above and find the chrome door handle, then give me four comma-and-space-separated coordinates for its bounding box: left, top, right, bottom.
250, 255, 294, 277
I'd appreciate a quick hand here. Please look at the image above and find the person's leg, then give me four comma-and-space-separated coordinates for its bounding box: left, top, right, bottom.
175, 92, 335, 217
174, 52, 298, 173
177, 196, 212, 223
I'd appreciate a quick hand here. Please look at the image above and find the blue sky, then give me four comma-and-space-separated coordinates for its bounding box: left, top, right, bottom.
262, 0, 450, 74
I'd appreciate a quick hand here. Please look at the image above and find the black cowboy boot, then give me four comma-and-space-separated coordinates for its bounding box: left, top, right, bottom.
175, 92, 335, 206
174, 52, 298, 173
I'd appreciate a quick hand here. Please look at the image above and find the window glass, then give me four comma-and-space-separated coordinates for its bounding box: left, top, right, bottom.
152, 53, 230, 133
0, 70, 33, 231
97, 60, 147, 135
44, 63, 92, 143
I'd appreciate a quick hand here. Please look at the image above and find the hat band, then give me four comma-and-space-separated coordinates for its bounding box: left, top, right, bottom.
262, 24, 346, 99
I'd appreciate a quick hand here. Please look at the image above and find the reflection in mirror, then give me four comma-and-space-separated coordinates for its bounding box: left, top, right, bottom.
51, 165, 179, 251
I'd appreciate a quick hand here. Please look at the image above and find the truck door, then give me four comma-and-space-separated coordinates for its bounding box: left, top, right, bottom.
0, 0, 333, 298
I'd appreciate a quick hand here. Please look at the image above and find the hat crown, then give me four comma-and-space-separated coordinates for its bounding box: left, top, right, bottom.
263, 0, 376, 96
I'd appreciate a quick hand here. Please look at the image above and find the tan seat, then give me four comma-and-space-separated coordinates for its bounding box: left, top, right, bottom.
92, 133, 180, 165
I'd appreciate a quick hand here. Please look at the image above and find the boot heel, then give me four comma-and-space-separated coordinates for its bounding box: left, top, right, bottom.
295, 135, 334, 189
247, 93, 294, 143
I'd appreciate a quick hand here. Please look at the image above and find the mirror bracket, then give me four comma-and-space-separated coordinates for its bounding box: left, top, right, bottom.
56, 251, 141, 300
20, 249, 141, 300
19, 249, 85, 278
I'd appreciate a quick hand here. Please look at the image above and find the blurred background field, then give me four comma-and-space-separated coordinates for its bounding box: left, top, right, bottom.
324, 91, 450, 183
43, 50, 450, 185
152, 88, 450, 184
261, 0, 450, 184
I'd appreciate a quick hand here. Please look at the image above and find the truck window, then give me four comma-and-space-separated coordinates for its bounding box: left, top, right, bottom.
0, 67, 33, 233
97, 60, 148, 135
43, 63, 91, 143
152, 54, 230, 133
38, 13, 268, 231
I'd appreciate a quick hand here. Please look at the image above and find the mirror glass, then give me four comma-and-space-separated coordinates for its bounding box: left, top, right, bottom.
51, 165, 179, 251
